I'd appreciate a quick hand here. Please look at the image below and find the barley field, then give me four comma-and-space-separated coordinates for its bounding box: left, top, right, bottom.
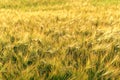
0, 0, 120, 80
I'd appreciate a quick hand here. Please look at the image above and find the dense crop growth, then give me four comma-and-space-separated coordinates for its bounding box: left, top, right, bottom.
0, 0, 120, 80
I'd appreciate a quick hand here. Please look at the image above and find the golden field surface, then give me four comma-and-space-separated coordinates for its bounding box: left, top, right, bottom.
0, 0, 120, 80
